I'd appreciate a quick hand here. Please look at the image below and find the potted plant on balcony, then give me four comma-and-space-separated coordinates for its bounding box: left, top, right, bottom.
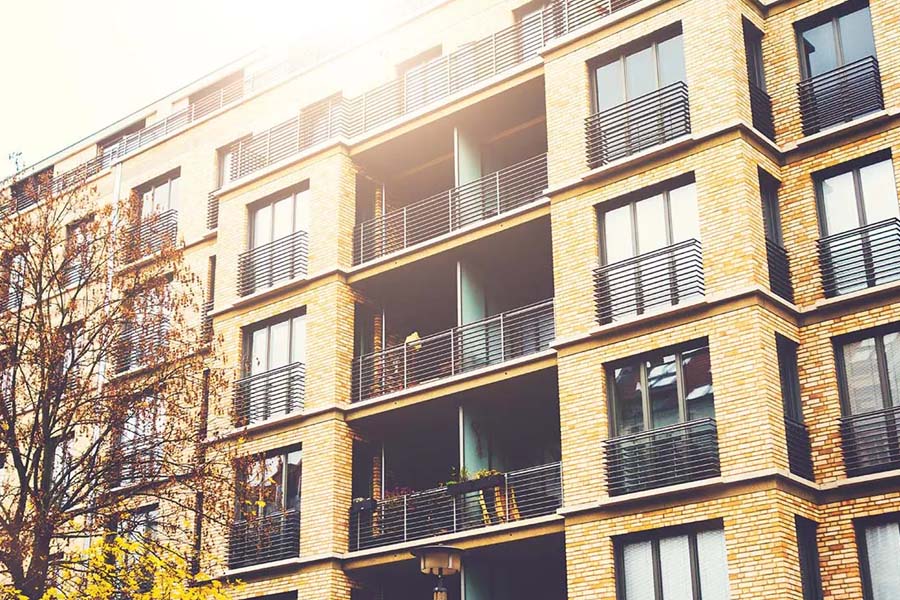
350, 497, 378, 514
445, 468, 504, 496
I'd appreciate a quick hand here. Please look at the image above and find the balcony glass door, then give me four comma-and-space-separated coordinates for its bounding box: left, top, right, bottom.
246, 314, 306, 422
250, 188, 309, 288
601, 182, 700, 319
818, 157, 899, 295
799, 5, 875, 78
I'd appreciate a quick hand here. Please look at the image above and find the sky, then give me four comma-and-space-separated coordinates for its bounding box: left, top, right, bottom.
0, 0, 392, 178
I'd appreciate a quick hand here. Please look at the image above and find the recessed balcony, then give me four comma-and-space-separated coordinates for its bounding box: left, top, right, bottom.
585, 81, 691, 168
798, 56, 884, 136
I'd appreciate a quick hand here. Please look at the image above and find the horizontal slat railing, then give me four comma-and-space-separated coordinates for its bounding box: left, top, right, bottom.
749, 83, 775, 140
594, 239, 704, 324
605, 418, 720, 496
351, 299, 554, 403
841, 405, 900, 477
201, 300, 214, 340
206, 192, 219, 230
113, 319, 169, 375
348, 462, 561, 551
766, 238, 794, 302
818, 218, 900, 298
354, 154, 548, 264
117, 442, 163, 487
785, 418, 814, 481
233, 362, 305, 426
236, 230, 309, 297
798, 56, 883, 136
228, 509, 300, 569
585, 81, 691, 168
121, 209, 178, 263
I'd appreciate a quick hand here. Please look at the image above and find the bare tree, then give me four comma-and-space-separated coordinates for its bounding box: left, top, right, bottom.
0, 170, 234, 599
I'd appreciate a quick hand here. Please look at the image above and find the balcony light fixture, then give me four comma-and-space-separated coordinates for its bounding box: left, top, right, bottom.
411, 545, 463, 600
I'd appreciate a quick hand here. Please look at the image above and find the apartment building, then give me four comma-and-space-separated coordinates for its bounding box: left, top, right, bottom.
7, 0, 900, 597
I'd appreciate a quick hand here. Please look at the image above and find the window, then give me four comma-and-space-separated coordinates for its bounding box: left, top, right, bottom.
836, 326, 900, 475
4, 252, 26, 311
236, 447, 302, 520
857, 516, 900, 600
137, 170, 180, 218
217, 138, 248, 188
796, 516, 823, 600
118, 283, 171, 372
65, 218, 92, 287
797, 2, 876, 79
777, 334, 803, 423
246, 313, 306, 376
592, 28, 685, 113
608, 340, 714, 436
116, 505, 159, 592
760, 171, 783, 245
119, 395, 165, 486
51, 435, 74, 502
398, 46, 443, 113
250, 186, 309, 251
817, 154, 900, 296
616, 523, 730, 600
743, 20, 766, 92
598, 179, 701, 320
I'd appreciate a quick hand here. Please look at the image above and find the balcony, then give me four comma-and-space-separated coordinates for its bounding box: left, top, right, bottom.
233, 362, 305, 427
749, 82, 775, 140
766, 238, 794, 303
605, 418, 720, 496
349, 462, 561, 551
818, 218, 900, 298
593, 238, 704, 324
117, 442, 162, 488
585, 81, 691, 168
353, 153, 548, 265
841, 406, 900, 477
122, 209, 178, 263
227, 509, 300, 569
113, 319, 168, 374
236, 230, 309, 297
785, 418, 814, 481
352, 298, 554, 403
798, 56, 884, 136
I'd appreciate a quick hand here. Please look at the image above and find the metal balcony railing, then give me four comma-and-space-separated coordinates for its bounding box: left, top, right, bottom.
233, 362, 305, 427
594, 239, 704, 324
818, 218, 900, 298
121, 209, 178, 263
236, 230, 309, 297
841, 405, 900, 477
766, 238, 794, 303
785, 418, 814, 481
798, 56, 884, 136
585, 81, 691, 168
348, 462, 561, 551
201, 300, 214, 341
354, 154, 548, 264
749, 82, 775, 140
113, 319, 169, 374
117, 442, 163, 487
351, 299, 554, 403
605, 418, 720, 496
228, 509, 300, 569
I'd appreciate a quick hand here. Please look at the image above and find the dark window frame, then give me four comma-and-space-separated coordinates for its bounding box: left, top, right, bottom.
241, 309, 307, 377
235, 445, 302, 522
613, 518, 726, 600
606, 337, 712, 437
743, 19, 767, 91
760, 169, 783, 244
813, 149, 894, 238
796, 516, 824, 600
247, 181, 311, 250
855, 512, 900, 600
794, 0, 874, 79
833, 321, 900, 417
777, 334, 804, 422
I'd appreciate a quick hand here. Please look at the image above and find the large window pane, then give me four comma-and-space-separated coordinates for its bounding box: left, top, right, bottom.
657, 34, 686, 87
647, 353, 679, 428
859, 160, 899, 224
604, 205, 635, 262
696, 529, 730, 600
883, 333, 900, 408
285, 449, 302, 511
625, 46, 656, 100
659, 535, 692, 600
268, 320, 291, 369
821, 171, 861, 235
864, 522, 900, 600
253, 205, 272, 248
683, 346, 715, 421
273, 196, 294, 241
250, 328, 268, 375
291, 315, 307, 364
838, 7, 876, 65
294, 189, 310, 233
595, 61, 624, 112
801, 21, 839, 77
842, 337, 884, 415
635, 194, 667, 253
622, 540, 655, 600
614, 364, 644, 435
669, 183, 700, 243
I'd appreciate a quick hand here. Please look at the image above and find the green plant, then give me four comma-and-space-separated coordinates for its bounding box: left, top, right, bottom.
472, 468, 501, 480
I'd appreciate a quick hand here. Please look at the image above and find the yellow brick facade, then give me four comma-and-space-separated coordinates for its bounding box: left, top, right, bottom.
11, 0, 900, 597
